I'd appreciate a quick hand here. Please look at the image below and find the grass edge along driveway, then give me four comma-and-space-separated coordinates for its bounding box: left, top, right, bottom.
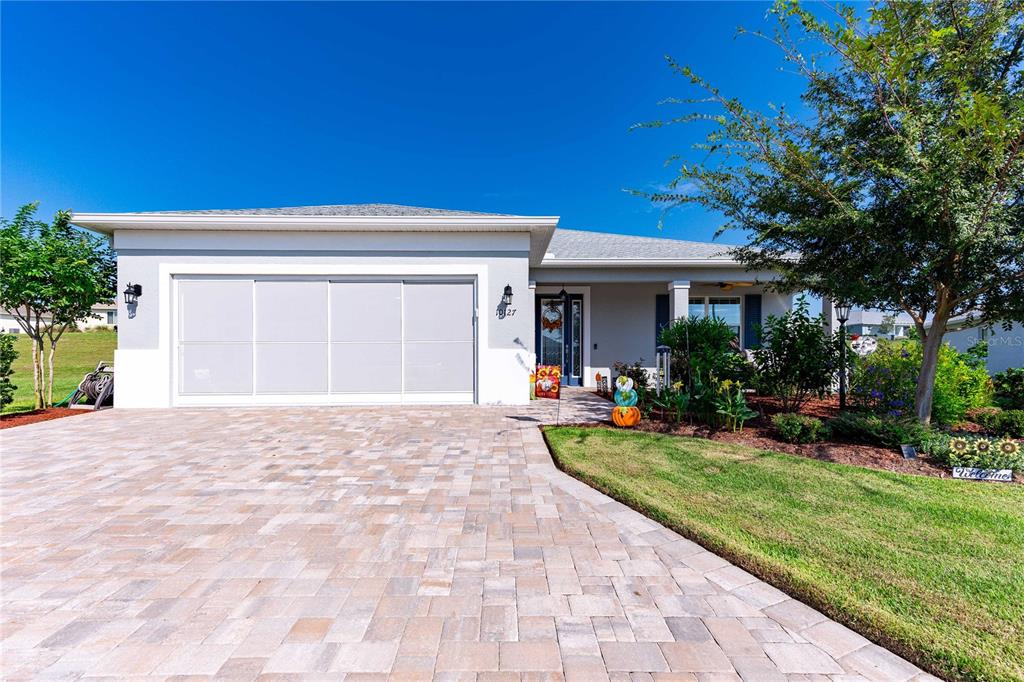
544, 426, 1024, 682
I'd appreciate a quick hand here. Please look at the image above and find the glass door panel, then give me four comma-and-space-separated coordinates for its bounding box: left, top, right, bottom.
539, 299, 564, 369
537, 295, 583, 386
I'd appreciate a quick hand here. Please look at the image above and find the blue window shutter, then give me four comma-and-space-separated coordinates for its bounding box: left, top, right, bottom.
655, 294, 669, 346
743, 294, 762, 349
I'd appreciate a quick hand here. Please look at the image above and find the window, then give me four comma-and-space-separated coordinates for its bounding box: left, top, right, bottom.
688, 296, 741, 338
106, 310, 117, 325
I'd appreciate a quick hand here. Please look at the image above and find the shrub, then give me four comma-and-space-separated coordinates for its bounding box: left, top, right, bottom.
753, 295, 840, 412
771, 413, 828, 443
927, 434, 1024, 471
965, 406, 1002, 427
0, 333, 16, 411
851, 340, 991, 424
658, 316, 750, 387
959, 406, 1024, 438
990, 410, 1024, 438
827, 412, 932, 449
650, 384, 690, 423
931, 345, 993, 424
992, 367, 1024, 410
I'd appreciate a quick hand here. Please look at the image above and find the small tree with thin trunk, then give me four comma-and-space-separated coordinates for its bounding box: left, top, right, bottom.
0, 203, 116, 409
636, 0, 1024, 424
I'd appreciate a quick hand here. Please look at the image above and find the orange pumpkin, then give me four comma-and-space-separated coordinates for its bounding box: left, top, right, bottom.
612, 406, 641, 428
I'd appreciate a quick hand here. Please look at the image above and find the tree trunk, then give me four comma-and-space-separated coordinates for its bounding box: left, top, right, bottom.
31, 337, 43, 410
47, 341, 56, 407
914, 311, 949, 425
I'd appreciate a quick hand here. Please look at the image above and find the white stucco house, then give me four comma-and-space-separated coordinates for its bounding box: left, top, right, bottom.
932, 316, 1023, 375
71, 204, 792, 408
1, 304, 117, 334
844, 309, 915, 339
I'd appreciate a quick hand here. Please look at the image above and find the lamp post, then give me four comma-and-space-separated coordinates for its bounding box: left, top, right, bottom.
835, 301, 851, 411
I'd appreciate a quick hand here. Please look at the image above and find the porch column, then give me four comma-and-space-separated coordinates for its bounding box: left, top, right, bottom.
668, 280, 690, 321
528, 281, 537, 355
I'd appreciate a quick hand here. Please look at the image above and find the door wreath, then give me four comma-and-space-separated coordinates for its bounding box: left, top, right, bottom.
541, 302, 563, 331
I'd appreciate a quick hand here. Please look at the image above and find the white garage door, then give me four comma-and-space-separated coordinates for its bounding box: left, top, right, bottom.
176, 278, 475, 405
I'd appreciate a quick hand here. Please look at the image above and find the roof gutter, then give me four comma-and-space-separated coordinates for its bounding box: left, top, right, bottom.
71, 212, 560, 235
538, 258, 744, 267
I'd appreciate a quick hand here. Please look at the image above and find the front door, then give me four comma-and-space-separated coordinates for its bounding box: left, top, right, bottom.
536, 294, 583, 386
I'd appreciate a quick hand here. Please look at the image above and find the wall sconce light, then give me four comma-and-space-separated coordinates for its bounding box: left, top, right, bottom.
502, 284, 514, 307
123, 283, 142, 306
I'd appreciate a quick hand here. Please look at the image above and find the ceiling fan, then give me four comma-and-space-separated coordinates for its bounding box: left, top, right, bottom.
717, 281, 755, 291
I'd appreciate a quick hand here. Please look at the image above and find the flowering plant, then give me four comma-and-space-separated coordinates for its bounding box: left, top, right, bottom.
850, 340, 991, 424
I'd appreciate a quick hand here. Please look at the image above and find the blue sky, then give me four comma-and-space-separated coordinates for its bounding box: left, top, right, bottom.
2, 1, 807, 246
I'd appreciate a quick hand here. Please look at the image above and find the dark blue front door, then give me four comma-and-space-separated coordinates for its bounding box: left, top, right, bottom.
536, 294, 583, 386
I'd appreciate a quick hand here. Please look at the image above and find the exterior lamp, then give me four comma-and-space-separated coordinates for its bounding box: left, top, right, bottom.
835, 302, 851, 410
123, 283, 142, 306
502, 284, 513, 307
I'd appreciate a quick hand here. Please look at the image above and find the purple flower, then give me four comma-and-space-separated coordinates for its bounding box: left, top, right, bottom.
870, 389, 883, 399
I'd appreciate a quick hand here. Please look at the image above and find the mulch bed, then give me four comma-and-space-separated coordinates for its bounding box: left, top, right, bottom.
0, 408, 92, 430
593, 390, 973, 480
632, 419, 950, 478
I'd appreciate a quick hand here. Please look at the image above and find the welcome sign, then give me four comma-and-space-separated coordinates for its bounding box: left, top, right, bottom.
952, 467, 1013, 482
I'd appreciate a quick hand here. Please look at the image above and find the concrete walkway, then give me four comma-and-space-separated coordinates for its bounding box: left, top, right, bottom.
0, 394, 932, 680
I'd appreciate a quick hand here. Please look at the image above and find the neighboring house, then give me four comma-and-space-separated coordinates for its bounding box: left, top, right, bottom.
932, 316, 1023, 375
1, 304, 117, 334
845, 309, 915, 339
71, 204, 793, 408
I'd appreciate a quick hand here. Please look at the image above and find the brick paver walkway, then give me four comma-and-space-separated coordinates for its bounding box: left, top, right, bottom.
0, 394, 933, 680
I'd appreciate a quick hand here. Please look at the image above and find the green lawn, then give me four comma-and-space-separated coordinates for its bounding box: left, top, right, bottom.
3, 329, 117, 414
545, 426, 1024, 682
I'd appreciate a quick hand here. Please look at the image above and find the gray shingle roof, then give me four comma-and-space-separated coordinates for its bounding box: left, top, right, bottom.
544, 228, 736, 261
119, 203, 514, 217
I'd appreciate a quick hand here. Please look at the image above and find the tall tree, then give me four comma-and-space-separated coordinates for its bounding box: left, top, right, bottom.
0, 203, 116, 408
638, 0, 1024, 423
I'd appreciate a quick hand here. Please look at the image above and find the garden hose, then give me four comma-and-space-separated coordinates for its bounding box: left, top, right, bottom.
53, 388, 79, 408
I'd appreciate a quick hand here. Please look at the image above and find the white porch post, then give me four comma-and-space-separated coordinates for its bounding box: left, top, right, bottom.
527, 280, 537, 355
668, 280, 690, 321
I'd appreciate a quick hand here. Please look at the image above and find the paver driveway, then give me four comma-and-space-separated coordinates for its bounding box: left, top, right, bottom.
1, 397, 932, 681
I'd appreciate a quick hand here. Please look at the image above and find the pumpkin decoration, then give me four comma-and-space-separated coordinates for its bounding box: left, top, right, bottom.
612, 406, 641, 428
611, 375, 641, 428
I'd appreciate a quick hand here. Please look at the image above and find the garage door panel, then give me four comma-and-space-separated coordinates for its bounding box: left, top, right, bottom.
179, 280, 253, 343
404, 341, 474, 393
176, 277, 475, 403
404, 283, 474, 342
330, 282, 401, 342
330, 342, 401, 393
254, 343, 328, 394
180, 344, 253, 394
255, 281, 327, 343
